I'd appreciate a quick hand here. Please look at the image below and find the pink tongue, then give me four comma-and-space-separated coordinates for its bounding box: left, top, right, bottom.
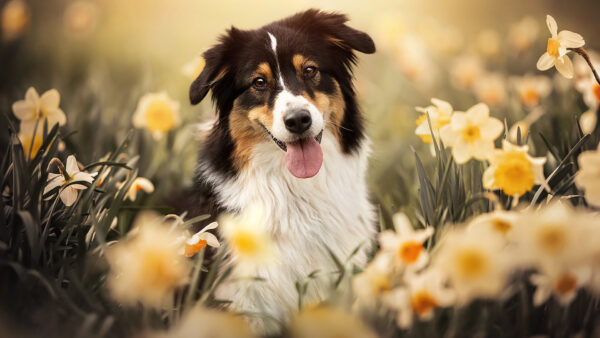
285, 138, 323, 178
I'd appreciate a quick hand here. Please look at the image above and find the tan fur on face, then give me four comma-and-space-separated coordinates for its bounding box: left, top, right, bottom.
302, 80, 345, 143
229, 102, 273, 169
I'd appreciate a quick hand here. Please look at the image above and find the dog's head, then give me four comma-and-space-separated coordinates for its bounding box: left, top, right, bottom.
190, 9, 375, 179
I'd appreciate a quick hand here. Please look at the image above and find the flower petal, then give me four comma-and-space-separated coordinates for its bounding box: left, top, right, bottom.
12, 100, 36, 121
482, 165, 497, 189
452, 142, 472, 164
66, 155, 79, 174
60, 186, 79, 206
48, 108, 67, 126
44, 174, 64, 194
554, 56, 574, 79
558, 30, 585, 48
480, 118, 504, 140
546, 15, 558, 37
134, 177, 155, 193
536, 53, 555, 71
200, 232, 220, 248
40, 89, 61, 110
431, 98, 453, 115
467, 103, 490, 124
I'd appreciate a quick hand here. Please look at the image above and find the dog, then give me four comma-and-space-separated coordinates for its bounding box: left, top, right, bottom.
189, 9, 376, 334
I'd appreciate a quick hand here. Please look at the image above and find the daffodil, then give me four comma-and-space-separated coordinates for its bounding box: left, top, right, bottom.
575, 64, 600, 110
537, 15, 585, 79
439, 103, 503, 164
579, 109, 597, 135
18, 129, 44, 160
106, 212, 190, 307
288, 305, 377, 338
182, 55, 206, 80
183, 222, 220, 258
474, 73, 507, 107
508, 16, 539, 53
575, 144, 600, 207
378, 213, 433, 270
483, 140, 547, 197
121, 177, 154, 201
383, 269, 455, 329
450, 55, 483, 89
415, 98, 453, 145
466, 209, 519, 239
12, 87, 66, 132
512, 74, 552, 108
132, 92, 181, 139
530, 265, 591, 306
44, 155, 97, 206
352, 253, 394, 307
153, 306, 256, 338
1, 0, 29, 41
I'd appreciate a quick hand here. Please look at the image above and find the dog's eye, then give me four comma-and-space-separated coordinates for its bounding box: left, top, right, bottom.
252, 77, 267, 89
303, 66, 318, 78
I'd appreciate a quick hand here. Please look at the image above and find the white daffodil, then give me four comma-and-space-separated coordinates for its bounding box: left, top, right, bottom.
483, 140, 548, 197
132, 92, 181, 139
575, 144, 600, 207
352, 253, 394, 308
44, 155, 97, 206
122, 177, 154, 201
474, 73, 507, 107
378, 213, 434, 271
439, 103, 504, 164
512, 74, 553, 108
183, 222, 220, 258
536, 15, 585, 79
415, 98, 453, 146
466, 209, 519, 239
382, 269, 455, 329
12, 87, 66, 132
531, 265, 591, 307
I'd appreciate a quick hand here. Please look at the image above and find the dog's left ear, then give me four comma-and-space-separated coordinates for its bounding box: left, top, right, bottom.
282, 9, 375, 54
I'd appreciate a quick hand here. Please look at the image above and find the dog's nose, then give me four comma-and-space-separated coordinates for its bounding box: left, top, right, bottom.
284, 109, 312, 134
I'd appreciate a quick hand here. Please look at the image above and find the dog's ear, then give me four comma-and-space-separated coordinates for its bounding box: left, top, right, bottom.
190, 27, 243, 105
282, 9, 375, 54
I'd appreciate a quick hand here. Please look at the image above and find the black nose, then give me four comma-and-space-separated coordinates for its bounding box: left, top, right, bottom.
284, 109, 312, 134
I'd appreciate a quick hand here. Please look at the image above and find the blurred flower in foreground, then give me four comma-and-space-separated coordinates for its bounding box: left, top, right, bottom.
476, 29, 501, 59
537, 15, 585, 79
184, 222, 220, 258
415, 98, 453, 145
575, 64, 600, 110
432, 226, 508, 304
450, 55, 483, 89
466, 209, 519, 239
383, 269, 455, 329
153, 306, 255, 338
580, 109, 597, 135
509, 16, 539, 53
18, 129, 43, 160
288, 306, 377, 338
63, 1, 98, 37
439, 103, 503, 164
474, 73, 507, 107
12, 87, 67, 132
530, 265, 591, 307
1, 0, 29, 41
121, 177, 154, 201
378, 213, 433, 270
507, 108, 545, 144
352, 254, 393, 307
512, 74, 552, 108
44, 155, 97, 206
106, 212, 190, 307
575, 144, 600, 207
182, 55, 206, 80
220, 204, 274, 273
133, 92, 181, 139
483, 140, 547, 197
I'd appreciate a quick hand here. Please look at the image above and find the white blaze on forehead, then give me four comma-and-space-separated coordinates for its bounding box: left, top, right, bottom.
267, 31, 286, 90
268, 32, 277, 52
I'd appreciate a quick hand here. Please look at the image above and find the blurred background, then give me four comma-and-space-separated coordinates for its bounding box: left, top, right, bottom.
1, 0, 599, 219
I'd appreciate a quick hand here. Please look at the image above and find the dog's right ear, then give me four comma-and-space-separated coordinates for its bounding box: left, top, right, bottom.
189, 27, 244, 105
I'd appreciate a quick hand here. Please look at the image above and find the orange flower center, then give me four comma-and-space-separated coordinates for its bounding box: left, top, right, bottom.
492, 219, 512, 234
493, 150, 535, 196
553, 273, 577, 295
462, 125, 481, 143
411, 291, 438, 316
145, 100, 176, 133
537, 225, 566, 255
398, 241, 423, 264
521, 88, 540, 107
184, 239, 208, 257
593, 84, 600, 102
547, 38, 561, 57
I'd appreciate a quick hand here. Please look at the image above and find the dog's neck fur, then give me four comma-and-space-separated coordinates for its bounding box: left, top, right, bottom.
197, 129, 375, 333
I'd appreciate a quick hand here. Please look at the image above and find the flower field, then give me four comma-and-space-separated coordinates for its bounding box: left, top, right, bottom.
1, 1, 600, 337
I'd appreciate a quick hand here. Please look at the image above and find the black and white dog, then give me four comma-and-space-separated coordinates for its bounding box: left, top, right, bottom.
189, 9, 376, 333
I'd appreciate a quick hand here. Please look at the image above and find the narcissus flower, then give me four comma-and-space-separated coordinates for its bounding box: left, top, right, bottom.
133, 92, 181, 139
537, 15, 585, 79
483, 140, 547, 197
575, 64, 600, 110
44, 155, 97, 206
531, 265, 591, 306
122, 177, 154, 201
439, 103, 503, 164
512, 74, 552, 108
288, 305, 377, 338
182, 56, 206, 80
18, 129, 43, 160
1, 0, 29, 41
579, 109, 597, 135
474, 73, 507, 107
12, 87, 66, 132
415, 98, 453, 145
378, 213, 433, 270
352, 253, 394, 307
184, 222, 220, 258
575, 144, 600, 207
466, 209, 519, 239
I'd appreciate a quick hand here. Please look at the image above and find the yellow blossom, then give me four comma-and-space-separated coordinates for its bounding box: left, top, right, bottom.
133, 92, 181, 139
18, 129, 43, 160
575, 144, 600, 207
415, 98, 453, 145
439, 103, 503, 164
537, 15, 585, 79
512, 74, 552, 108
12, 87, 67, 132
1, 0, 29, 41
378, 213, 433, 270
483, 140, 547, 197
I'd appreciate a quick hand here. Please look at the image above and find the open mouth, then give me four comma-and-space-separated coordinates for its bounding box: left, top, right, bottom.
259, 123, 324, 179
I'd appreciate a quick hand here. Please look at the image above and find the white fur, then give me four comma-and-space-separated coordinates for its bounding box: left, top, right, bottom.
271, 90, 324, 143
199, 131, 375, 334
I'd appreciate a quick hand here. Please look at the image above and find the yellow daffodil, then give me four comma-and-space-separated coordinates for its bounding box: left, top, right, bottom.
415, 98, 453, 145
121, 177, 154, 201
18, 129, 44, 160
378, 213, 433, 270
474, 73, 507, 107
382, 269, 455, 329
512, 74, 552, 108
1, 0, 29, 41
106, 212, 190, 308
44, 155, 97, 206
132, 92, 181, 139
288, 305, 377, 338
450, 55, 483, 89
575, 144, 600, 207
184, 222, 220, 258
12, 87, 66, 132
439, 103, 503, 164
508, 16, 539, 53
182, 55, 206, 80
530, 265, 591, 306
537, 15, 585, 79
483, 140, 547, 197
